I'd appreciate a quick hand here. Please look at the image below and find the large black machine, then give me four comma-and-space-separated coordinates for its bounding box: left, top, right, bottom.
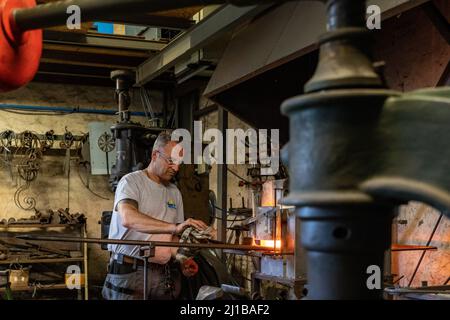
109, 70, 164, 191
99, 71, 165, 255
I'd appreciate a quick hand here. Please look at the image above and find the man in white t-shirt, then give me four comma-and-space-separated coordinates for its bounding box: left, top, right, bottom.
102, 131, 207, 300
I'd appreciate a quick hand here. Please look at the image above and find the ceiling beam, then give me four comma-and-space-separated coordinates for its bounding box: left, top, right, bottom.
40, 58, 136, 70
44, 30, 166, 51
135, 4, 274, 86
43, 42, 150, 58
98, 14, 194, 30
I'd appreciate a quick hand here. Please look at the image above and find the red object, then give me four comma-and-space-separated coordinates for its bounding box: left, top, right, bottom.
182, 258, 199, 277
0, 0, 42, 92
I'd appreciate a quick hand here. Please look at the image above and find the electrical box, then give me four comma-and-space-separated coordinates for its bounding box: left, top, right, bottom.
88, 122, 117, 175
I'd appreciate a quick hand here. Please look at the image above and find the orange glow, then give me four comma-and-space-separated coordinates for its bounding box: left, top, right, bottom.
258, 240, 282, 249
261, 199, 276, 207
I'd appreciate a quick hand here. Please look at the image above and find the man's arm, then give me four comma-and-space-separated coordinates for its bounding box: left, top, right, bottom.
118, 199, 176, 234
117, 199, 208, 235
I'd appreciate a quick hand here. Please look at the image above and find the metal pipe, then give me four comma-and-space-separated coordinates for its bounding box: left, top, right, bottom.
143, 257, 148, 300
0, 103, 147, 117
299, 206, 394, 300
111, 70, 134, 122
12, 0, 294, 32
16, 235, 275, 251
281, 0, 392, 299
407, 212, 444, 287
391, 245, 437, 252
326, 0, 365, 30
140, 246, 150, 300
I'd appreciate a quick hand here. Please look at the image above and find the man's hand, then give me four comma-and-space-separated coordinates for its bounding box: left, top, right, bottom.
175, 218, 208, 235
208, 227, 217, 240
181, 258, 199, 277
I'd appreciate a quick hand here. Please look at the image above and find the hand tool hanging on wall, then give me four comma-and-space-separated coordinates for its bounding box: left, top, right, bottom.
55, 208, 86, 225
13, 131, 42, 211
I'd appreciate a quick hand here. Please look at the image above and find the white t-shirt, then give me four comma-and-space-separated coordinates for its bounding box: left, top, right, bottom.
108, 170, 184, 258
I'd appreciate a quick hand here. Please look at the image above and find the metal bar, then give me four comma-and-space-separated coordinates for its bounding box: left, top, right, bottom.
14, 0, 218, 31
143, 253, 148, 300
0, 223, 83, 228
135, 4, 274, 86
98, 14, 194, 30
407, 212, 444, 287
0, 283, 84, 293
217, 107, 228, 263
0, 103, 147, 117
253, 272, 307, 287
71, 34, 166, 51
0, 257, 84, 265
177, 90, 197, 134
163, 89, 168, 128
444, 276, 450, 285
37, 71, 110, 80
81, 226, 89, 300
13, 0, 289, 32
385, 288, 450, 295
40, 58, 135, 70
391, 247, 437, 252
139, 245, 153, 300
217, 107, 228, 254
391, 244, 438, 252
176, 65, 211, 85
43, 42, 151, 57
410, 285, 450, 291
393, 275, 405, 284
16, 235, 274, 251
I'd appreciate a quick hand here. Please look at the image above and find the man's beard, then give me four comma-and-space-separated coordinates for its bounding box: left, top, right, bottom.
156, 165, 174, 182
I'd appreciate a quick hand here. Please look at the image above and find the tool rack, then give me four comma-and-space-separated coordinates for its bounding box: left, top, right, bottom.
0, 223, 88, 300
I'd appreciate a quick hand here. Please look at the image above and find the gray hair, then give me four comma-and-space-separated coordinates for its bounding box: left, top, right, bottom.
152, 130, 174, 151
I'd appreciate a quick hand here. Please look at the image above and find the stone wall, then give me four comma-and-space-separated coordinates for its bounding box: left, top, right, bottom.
0, 82, 154, 289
